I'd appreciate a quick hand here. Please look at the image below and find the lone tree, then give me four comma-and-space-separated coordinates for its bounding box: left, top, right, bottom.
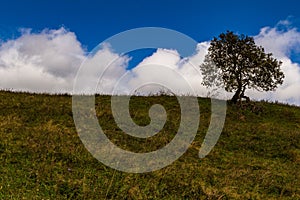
200, 31, 284, 103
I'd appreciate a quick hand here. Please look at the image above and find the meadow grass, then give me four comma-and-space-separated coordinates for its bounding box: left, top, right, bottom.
0, 91, 299, 199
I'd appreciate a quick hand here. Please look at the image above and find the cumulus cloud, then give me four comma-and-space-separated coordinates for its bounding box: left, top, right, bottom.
125, 48, 201, 95
75, 44, 130, 94
0, 27, 84, 93
111, 44, 216, 97
255, 23, 300, 59
0, 22, 300, 105
248, 22, 300, 105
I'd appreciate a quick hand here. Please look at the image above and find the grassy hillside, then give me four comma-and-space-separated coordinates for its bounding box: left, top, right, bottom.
0, 91, 299, 199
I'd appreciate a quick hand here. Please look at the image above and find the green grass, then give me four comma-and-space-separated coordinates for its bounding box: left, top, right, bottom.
0, 91, 299, 199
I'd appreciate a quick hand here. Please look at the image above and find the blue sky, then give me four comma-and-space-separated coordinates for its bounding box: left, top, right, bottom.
0, 0, 300, 105
1, 0, 300, 49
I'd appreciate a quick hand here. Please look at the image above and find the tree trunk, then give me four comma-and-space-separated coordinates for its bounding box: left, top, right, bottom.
231, 87, 242, 104
231, 86, 250, 104
240, 87, 250, 103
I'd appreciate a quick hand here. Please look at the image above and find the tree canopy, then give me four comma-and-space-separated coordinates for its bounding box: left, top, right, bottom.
200, 31, 284, 103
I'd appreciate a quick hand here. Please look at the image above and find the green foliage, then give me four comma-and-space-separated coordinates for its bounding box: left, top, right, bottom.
0, 91, 299, 199
200, 31, 285, 103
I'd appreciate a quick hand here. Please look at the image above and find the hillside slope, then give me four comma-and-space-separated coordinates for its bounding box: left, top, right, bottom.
0, 91, 299, 199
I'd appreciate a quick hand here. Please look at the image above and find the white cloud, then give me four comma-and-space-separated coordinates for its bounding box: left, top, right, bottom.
0, 27, 84, 93
126, 49, 195, 94
248, 23, 300, 105
254, 25, 300, 59
74, 44, 130, 94
114, 45, 215, 97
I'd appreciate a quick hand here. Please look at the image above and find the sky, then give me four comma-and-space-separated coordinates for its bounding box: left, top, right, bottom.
0, 0, 300, 104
